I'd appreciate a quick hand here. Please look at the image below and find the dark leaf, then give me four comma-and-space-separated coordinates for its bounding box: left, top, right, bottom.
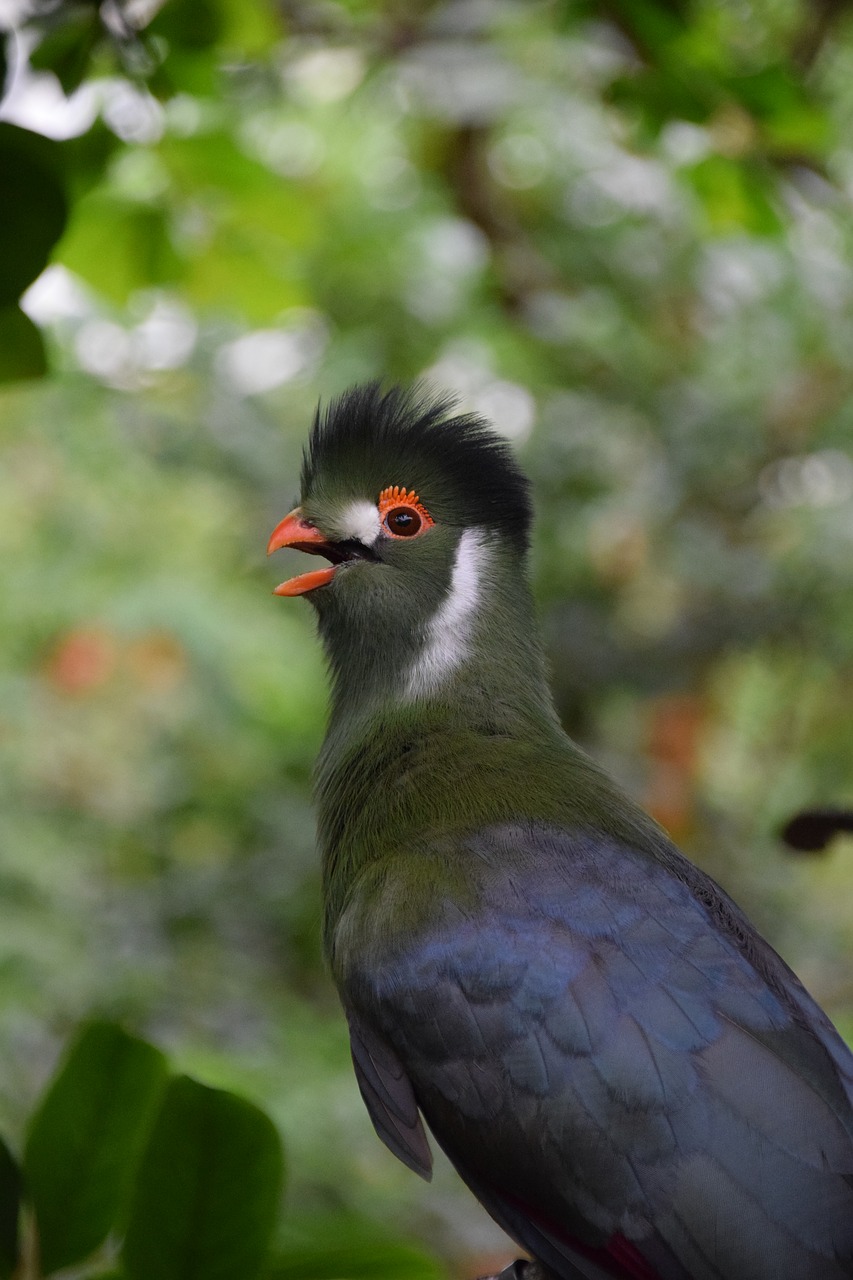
147, 0, 225, 53
29, 9, 102, 96
0, 1136, 21, 1280
0, 124, 67, 305
0, 306, 47, 382
609, 66, 717, 129
122, 1076, 284, 1280
63, 121, 122, 201
24, 1021, 168, 1276
606, 0, 690, 56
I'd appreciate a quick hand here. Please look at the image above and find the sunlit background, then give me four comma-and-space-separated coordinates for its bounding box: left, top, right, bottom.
2, 0, 853, 1273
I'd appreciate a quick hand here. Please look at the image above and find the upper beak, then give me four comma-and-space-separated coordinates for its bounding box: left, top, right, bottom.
266, 507, 338, 596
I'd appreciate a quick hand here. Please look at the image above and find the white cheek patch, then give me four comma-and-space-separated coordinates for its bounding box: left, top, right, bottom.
339, 499, 381, 546
405, 528, 487, 699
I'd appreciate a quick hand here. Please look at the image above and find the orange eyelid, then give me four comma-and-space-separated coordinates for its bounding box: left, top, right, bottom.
377, 486, 435, 530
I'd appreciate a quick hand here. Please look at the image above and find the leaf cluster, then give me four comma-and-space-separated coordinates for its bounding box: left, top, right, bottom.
2, 1020, 444, 1280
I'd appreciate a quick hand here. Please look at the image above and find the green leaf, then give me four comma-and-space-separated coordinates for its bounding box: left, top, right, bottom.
0, 306, 47, 382
726, 66, 830, 156
147, 0, 225, 53
58, 192, 182, 302
29, 8, 102, 96
607, 0, 689, 56
24, 1021, 168, 1276
63, 121, 122, 201
686, 154, 781, 235
122, 1076, 284, 1280
266, 1213, 446, 1280
0, 124, 68, 304
0, 1136, 21, 1280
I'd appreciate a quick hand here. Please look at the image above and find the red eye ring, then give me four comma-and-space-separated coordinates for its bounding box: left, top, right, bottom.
377, 486, 434, 540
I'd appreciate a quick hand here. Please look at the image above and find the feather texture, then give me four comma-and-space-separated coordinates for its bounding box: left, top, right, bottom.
336, 824, 853, 1279
347, 1010, 433, 1179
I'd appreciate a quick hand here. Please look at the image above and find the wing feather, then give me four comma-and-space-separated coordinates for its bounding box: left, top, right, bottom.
346, 1011, 433, 1179
338, 823, 853, 1278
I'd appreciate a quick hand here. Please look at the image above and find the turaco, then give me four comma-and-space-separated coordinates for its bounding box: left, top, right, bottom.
267, 383, 853, 1280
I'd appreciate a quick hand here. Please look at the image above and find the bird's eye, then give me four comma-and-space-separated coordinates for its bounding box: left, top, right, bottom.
385, 507, 421, 537
377, 486, 435, 539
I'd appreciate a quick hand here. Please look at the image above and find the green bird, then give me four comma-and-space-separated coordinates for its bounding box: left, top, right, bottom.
267, 383, 853, 1280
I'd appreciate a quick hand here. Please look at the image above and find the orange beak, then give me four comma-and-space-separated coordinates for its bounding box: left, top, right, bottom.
266, 507, 338, 596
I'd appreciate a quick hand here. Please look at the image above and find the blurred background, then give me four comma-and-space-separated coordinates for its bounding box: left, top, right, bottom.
1, 0, 853, 1274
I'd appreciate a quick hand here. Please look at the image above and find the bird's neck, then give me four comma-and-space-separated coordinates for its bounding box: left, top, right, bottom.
313, 545, 671, 964
320, 562, 561, 747
315, 565, 576, 950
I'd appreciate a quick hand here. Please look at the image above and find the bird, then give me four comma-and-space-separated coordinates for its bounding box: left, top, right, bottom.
266, 382, 853, 1280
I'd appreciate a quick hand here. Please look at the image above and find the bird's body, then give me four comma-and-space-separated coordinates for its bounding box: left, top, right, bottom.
268, 384, 853, 1280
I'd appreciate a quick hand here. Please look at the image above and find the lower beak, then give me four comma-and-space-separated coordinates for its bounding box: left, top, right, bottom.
266, 507, 338, 596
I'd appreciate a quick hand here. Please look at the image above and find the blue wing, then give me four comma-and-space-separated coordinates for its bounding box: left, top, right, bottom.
339, 823, 853, 1280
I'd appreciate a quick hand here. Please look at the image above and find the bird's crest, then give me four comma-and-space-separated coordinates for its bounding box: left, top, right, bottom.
302, 382, 532, 549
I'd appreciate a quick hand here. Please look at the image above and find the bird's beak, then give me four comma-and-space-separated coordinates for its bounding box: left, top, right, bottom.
266, 507, 338, 596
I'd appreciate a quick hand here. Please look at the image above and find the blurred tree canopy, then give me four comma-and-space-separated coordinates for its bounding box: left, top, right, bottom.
1, 0, 853, 1274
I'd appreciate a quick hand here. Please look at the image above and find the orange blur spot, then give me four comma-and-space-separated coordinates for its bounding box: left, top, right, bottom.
43, 627, 117, 695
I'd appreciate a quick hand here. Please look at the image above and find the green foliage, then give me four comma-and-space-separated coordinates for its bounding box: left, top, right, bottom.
28, 7, 103, 97
0, 124, 66, 380
0, 1021, 438, 1280
24, 1022, 167, 1274
0, 307, 47, 380
0, 1137, 20, 1280
0, 125, 66, 306
123, 1075, 283, 1280
270, 1214, 448, 1279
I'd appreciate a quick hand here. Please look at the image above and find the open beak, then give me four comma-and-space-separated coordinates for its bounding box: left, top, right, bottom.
266, 507, 338, 596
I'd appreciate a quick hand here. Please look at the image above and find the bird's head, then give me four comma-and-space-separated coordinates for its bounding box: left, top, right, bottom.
267, 383, 534, 706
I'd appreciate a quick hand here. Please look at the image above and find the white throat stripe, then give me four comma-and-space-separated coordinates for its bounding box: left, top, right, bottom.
406, 527, 487, 698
